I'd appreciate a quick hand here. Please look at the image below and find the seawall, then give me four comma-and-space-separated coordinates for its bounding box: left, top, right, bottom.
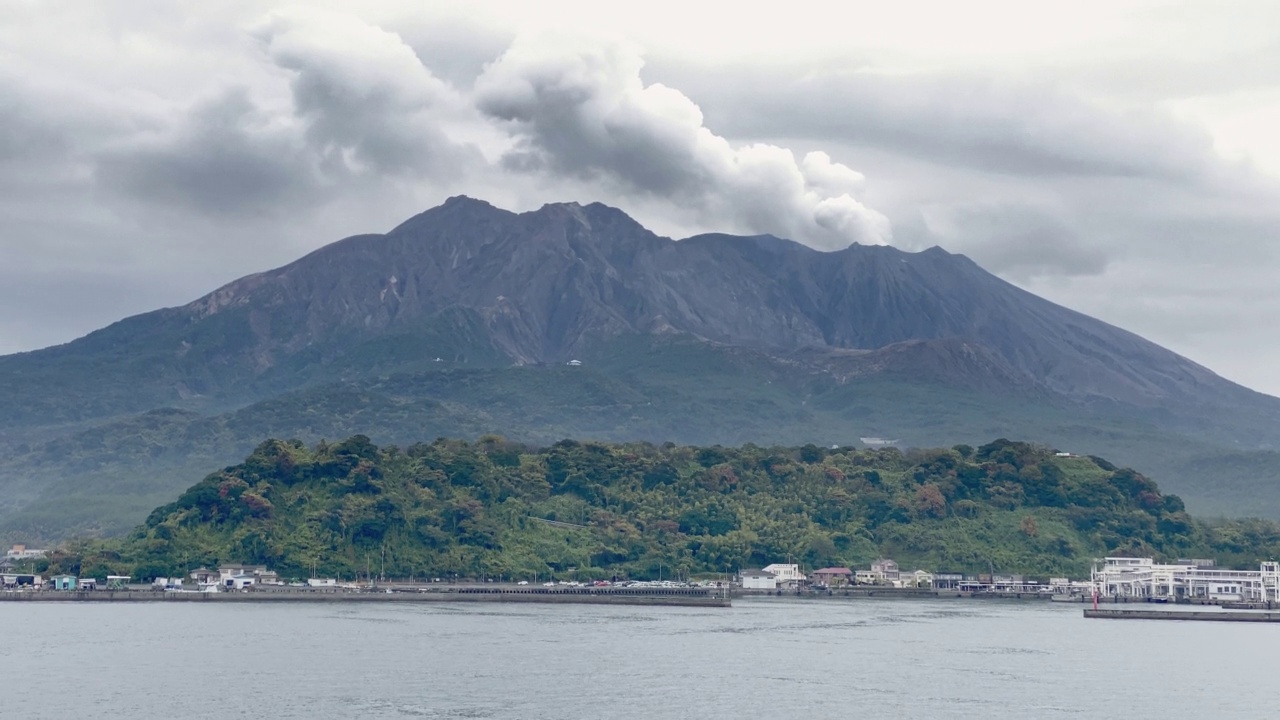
1084, 609, 1280, 622
737, 587, 1054, 601
0, 587, 730, 608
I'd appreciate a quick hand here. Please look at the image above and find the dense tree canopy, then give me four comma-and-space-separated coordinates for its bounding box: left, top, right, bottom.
46, 436, 1280, 582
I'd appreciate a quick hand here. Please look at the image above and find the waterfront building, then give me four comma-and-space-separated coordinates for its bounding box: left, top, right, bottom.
224, 574, 257, 590
854, 569, 880, 585
871, 559, 900, 581
2, 572, 42, 588
215, 564, 282, 588
931, 573, 964, 590
900, 570, 933, 588
1091, 557, 1280, 602
189, 567, 218, 584
739, 569, 778, 590
810, 567, 853, 587
50, 575, 77, 591
761, 563, 805, 587
218, 564, 268, 581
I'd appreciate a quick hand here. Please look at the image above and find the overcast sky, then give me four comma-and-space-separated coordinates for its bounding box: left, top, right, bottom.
3, 0, 1279, 396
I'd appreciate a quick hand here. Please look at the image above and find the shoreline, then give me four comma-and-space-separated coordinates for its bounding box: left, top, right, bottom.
1084, 608, 1280, 622
5, 583, 1245, 609
0, 586, 731, 608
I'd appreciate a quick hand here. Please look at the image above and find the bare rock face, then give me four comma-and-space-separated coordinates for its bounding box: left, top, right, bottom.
0, 196, 1276, 431
173, 195, 1254, 406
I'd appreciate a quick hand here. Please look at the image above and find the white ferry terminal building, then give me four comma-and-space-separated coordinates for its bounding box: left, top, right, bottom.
1091, 557, 1280, 602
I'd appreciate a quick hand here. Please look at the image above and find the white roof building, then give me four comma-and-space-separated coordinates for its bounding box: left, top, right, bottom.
740, 569, 778, 590
1092, 557, 1280, 602
761, 564, 805, 583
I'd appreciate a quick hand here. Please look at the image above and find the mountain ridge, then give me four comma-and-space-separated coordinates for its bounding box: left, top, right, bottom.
1, 195, 1277, 538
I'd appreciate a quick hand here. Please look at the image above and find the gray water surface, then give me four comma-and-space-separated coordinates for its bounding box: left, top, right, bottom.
2, 598, 1274, 718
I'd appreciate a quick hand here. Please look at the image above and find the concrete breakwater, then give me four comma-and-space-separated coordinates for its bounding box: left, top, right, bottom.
0, 586, 731, 608
738, 587, 1054, 601
1084, 609, 1280, 622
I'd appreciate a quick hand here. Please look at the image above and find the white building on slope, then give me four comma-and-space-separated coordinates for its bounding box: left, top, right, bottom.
1092, 557, 1280, 602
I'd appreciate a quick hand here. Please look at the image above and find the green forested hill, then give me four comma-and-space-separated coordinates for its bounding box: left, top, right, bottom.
7, 335, 1279, 543
47, 437, 1280, 582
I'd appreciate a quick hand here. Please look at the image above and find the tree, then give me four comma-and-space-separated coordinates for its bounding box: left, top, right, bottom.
915, 483, 947, 518
1020, 515, 1039, 538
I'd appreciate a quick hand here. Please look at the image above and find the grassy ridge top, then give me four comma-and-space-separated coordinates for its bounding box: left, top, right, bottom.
45, 436, 1280, 582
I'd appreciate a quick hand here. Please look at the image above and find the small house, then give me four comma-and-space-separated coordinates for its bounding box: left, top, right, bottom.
810, 567, 854, 587
307, 578, 337, 588
740, 569, 778, 590
871, 559, 900, 580
224, 574, 256, 590
855, 569, 881, 585
218, 564, 267, 581
78, 578, 98, 591
189, 567, 218, 584
51, 575, 78, 591
902, 570, 933, 588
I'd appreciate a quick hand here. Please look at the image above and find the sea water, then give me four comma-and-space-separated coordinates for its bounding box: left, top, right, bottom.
2, 597, 1275, 718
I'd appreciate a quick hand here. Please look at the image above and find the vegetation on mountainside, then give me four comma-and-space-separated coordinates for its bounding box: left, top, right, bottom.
39, 437, 1280, 583
7, 335, 1279, 543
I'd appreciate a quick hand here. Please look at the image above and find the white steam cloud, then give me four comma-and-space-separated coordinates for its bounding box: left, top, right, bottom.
252, 8, 478, 179
473, 34, 891, 248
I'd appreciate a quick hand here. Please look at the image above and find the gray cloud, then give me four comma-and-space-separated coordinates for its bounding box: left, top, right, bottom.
673, 65, 1217, 181
253, 7, 480, 179
918, 202, 1108, 280
94, 88, 317, 217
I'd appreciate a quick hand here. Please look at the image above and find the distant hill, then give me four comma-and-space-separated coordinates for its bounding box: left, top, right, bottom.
42, 437, 1280, 583
2, 197, 1278, 539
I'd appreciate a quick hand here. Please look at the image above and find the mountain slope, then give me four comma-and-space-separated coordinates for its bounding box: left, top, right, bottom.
1, 196, 1278, 538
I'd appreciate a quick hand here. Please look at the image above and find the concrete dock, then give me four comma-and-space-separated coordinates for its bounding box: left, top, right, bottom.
1085, 608, 1280, 622
0, 585, 731, 607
